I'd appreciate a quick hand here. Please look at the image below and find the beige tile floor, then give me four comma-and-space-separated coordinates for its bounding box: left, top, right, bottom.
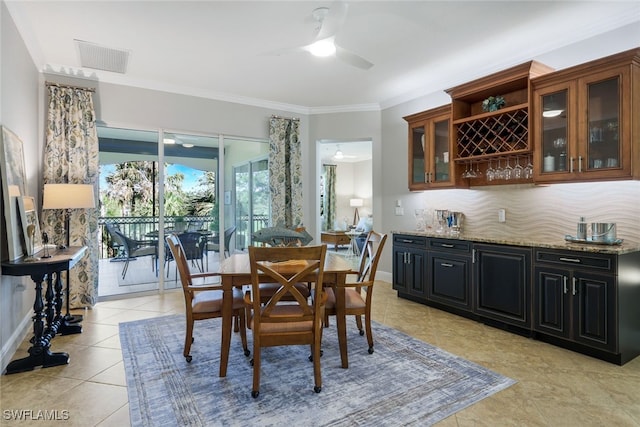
2, 281, 640, 426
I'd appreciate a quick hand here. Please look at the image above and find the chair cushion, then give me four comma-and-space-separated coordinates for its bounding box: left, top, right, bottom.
250, 305, 313, 333
323, 287, 366, 310
192, 287, 244, 313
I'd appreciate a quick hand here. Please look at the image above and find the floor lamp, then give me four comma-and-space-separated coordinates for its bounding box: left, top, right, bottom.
350, 198, 363, 227
43, 184, 96, 324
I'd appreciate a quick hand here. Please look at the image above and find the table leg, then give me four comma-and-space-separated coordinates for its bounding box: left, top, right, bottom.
59, 271, 82, 335
334, 273, 349, 369
219, 278, 232, 377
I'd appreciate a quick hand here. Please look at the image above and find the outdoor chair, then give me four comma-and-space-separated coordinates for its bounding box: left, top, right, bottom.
244, 245, 328, 398
165, 232, 206, 278
206, 226, 236, 270
105, 222, 157, 279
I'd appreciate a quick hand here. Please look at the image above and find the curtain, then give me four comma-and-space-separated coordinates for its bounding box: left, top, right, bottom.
41, 85, 99, 308
323, 164, 337, 231
268, 117, 302, 228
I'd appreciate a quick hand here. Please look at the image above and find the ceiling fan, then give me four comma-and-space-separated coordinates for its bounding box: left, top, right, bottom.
272, 1, 373, 70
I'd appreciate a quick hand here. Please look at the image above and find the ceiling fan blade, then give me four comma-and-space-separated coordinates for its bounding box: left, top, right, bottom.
336, 45, 373, 70
316, 1, 348, 40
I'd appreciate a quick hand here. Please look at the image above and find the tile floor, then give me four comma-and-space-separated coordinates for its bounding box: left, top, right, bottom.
2, 281, 640, 426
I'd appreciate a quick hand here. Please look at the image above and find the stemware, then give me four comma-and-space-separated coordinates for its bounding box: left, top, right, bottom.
524, 155, 534, 179
495, 158, 504, 180
474, 161, 483, 178
466, 161, 477, 178
504, 157, 513, 180
514, 156, 524, 179
486, 159, 495, 182
414, 209, 425, 231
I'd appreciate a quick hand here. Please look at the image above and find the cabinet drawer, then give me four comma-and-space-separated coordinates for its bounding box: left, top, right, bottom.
535, 249, 616, 273
393, 234, 428, 249
429, 238, 471, 253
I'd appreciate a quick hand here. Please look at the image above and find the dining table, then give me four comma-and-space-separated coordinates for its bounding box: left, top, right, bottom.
217, 251, 353, 377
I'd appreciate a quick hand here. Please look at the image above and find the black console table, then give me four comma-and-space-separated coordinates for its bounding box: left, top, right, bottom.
2, 246, 87, 374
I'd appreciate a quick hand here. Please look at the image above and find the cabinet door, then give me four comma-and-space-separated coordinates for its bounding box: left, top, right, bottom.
427, 116, 452, 187
392, 247, 409, 293
407, 249, 427, 298
533, 81, 577, 182
474, 244, 532, 329
409, 121, 428, 189
428, 252, 471, 311
578, 68, 630, 178
572, 271, 616, 352
533, 266, 571, 339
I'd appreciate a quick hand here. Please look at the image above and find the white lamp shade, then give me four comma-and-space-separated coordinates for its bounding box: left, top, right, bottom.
349, 198, 363, 207
42, 184, 96, 210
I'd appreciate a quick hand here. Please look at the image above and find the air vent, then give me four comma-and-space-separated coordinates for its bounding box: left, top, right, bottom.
75, 39, 130, 74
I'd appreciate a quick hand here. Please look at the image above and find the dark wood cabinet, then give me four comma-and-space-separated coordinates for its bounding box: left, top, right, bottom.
473, 244, 532, 329
534, 249, 616, 353
427, 238, 472, 312
392, 234, 428, 300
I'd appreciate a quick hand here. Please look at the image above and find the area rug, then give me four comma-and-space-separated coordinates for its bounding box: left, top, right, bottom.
120, 315, 515, 426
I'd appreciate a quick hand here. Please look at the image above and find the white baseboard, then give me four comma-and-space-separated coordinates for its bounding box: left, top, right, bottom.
1, 311, 33, 373
377, 270, 392, 284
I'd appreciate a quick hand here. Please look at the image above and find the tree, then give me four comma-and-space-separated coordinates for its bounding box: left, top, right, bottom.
103, 161, 155, 216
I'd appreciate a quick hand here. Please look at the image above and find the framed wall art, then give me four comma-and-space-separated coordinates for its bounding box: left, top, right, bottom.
0, 125, 28, 260
18, 196, 43, 258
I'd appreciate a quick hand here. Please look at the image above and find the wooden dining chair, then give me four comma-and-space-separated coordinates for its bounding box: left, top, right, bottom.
166, 234, 249, 365
245, 245, 328, 398
323, 230, 387, 355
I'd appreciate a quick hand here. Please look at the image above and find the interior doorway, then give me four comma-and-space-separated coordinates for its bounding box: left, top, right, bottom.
317, 139, 373, 243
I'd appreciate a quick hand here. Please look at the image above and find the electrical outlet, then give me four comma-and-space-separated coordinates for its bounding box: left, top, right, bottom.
498, 209, 506, 223
395, 207, 404, 216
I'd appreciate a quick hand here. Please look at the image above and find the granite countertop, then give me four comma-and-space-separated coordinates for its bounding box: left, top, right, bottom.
392, 230, 640, 255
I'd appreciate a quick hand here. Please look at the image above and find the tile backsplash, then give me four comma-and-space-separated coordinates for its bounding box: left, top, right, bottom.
418, 181, 640, 244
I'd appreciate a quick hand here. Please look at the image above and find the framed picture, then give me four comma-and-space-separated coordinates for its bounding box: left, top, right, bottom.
0, 126, 28, 260
18, 196, 43, 257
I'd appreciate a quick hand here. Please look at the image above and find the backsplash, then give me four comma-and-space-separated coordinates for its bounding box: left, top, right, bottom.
417, 181, 640, 244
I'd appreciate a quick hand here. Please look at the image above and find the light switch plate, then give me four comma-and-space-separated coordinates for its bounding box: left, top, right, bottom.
395, 207, 404, 216
498, 209, 506, 223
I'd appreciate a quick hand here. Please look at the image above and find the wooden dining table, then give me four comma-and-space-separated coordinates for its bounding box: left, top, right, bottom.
217, 251, 353, 376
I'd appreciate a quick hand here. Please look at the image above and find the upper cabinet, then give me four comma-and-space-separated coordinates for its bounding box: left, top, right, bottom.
444, 61, 554, 186
404, 105, 460, 190
532, 48, 640, 183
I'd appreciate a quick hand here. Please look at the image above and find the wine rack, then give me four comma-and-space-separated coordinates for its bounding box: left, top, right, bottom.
455, 106, 529, 160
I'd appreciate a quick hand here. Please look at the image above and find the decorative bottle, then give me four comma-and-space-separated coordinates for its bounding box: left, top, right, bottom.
577, 216, 587, 240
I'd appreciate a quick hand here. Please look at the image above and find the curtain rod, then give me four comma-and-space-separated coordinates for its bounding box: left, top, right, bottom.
45, 81, 96, 93
271, 115, 300, 121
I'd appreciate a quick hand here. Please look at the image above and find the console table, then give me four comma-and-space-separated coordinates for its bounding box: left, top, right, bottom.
321, 231, 351, 250
2, 246, 87, 374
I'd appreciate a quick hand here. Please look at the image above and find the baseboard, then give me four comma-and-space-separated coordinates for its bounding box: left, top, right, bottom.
1, 310, 33, 374
377, 270, 392, 283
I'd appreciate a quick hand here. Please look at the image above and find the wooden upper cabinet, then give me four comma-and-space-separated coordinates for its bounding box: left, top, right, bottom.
532, 48, 640, 183
404, 105, 461, 190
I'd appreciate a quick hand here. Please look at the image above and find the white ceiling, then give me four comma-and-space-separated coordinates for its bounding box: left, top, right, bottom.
6, 1, 640, 114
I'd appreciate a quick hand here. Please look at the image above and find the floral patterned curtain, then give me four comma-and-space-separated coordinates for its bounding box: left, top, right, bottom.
268, 117, 302, 228
41, 85, 99, 308
323, 164, 337, 231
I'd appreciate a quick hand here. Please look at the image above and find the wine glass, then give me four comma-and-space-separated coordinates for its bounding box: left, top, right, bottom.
524, 155, 534, 179
474, 161, 483, 178
495, 158, 504, 180
466, 161, 477, 178
514, 156, 524, 179
504, 157, 513, 180
414, 209, 425, 231
486, 159, 495, 182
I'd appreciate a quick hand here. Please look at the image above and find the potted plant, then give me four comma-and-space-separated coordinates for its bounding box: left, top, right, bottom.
482, 95, 506, 112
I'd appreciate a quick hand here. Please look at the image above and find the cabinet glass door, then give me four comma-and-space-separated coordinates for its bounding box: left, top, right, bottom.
411, 124, 426, 185
587, 77, 620, 171
541, 90, 568, 173
432, 119, 450, 182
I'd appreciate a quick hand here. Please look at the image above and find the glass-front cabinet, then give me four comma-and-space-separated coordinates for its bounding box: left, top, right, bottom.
533, 49, 638, 182
405, 105, 457, 190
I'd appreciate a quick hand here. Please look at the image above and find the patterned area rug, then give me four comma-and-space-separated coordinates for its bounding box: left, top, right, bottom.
120, 315, 515, 426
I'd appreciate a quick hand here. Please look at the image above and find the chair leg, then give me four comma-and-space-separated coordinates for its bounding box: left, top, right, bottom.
238, 309, 250, 357
355, 314, 364, 335
121, 258, 129, 279
312, 326, 322, 393
184, 318, 194, 362
251, 344, 261, 398
364, 311, 374, 354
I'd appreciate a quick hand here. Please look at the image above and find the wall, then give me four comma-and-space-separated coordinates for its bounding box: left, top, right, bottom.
329, 158, 373, 230
0, 0, 42, 372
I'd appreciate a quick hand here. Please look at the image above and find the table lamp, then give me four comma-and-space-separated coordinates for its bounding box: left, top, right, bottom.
42, 183, 96, 249
350, 198, 363, 226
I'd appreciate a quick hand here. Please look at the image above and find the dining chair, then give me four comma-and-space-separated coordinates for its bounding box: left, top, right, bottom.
245, 245, 328, 398
323, 230, 387, 354
166, 234, 249, 364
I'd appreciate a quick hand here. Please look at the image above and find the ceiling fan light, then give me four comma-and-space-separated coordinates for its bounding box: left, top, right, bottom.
334, 148, 344, 159
309, 39, 336, 57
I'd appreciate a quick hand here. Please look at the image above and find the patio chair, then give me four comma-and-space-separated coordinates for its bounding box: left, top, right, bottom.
105, 222, 157, 279
206, 226, 236, 270
165, 232, 207, 278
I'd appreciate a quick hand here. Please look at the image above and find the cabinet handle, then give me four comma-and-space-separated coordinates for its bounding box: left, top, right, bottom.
570, 157, 574, 173
424, 172, 428, 184
572, 277, 577, 295
578, 156, 583, 173
401, 239, 414, 244
441, 243, 455, 248
563, 276, 568, 294
472, 249, 476, 264
440, 263, 454, 268
559, 257, 581, 263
